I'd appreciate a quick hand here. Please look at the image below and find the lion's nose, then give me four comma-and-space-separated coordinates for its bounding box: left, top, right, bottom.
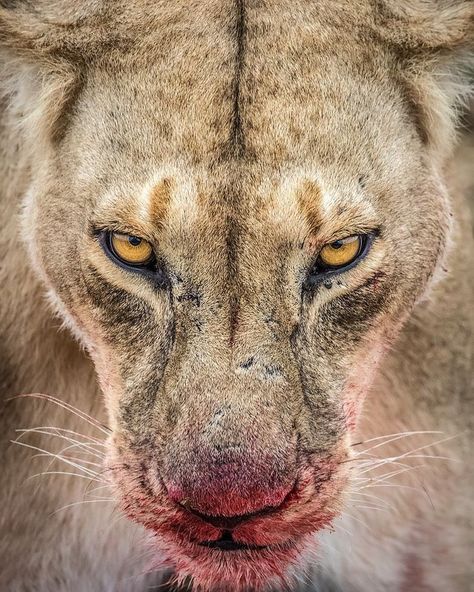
163, 443, 296, 519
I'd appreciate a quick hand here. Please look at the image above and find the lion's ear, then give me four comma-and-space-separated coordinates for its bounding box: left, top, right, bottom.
375, 1, 474, 163
0, 1, 107, 56
375, 0, 473, 51
0, 2, 105, 151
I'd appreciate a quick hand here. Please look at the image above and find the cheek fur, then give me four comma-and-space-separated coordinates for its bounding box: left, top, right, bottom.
91, 346, 125, 427
342, 330, 388, 431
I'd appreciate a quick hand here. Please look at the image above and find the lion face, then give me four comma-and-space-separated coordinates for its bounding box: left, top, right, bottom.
6, 1, 470, 589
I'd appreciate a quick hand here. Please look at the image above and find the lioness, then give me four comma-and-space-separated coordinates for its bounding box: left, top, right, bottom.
0, 1, 473, 591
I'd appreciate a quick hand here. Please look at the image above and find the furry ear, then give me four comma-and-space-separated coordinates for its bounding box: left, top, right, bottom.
374, 0, 473, 51
374, 1, 474, 163
0, 1, 109, 151
0, 1, 107, 56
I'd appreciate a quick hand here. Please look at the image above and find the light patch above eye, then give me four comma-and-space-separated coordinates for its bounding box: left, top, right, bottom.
318, 235, 362, 269
110, 232, 154, 266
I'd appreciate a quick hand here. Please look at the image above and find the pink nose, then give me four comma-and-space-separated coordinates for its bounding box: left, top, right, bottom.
162, 403, 298, 521
165, 477, 292, 521
163, 451, 295, 520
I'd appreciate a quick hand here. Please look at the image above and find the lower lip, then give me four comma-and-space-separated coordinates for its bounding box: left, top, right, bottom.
199, 540, 269, 551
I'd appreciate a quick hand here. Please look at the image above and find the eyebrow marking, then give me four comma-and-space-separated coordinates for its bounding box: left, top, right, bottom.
297, 180, 323, 234
149, 177, 174, 227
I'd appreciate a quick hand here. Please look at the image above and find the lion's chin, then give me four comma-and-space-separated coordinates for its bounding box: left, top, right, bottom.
149, 532, 313, 592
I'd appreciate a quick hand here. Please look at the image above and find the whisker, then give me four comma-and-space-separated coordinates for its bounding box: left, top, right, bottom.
12, 440, 101, 479
339, 511, 372, 531
397, 454, 460, 463
32, 452, 103, 469
353, 504, 390, 513
352, 430, 444, 452
9, 393, 110, 435
83, 477, 113, 498
16, 425, 105, 445
361, 483, 427, 494
86, 484, 113, 495
356, 464, 436, 509
25, 471, 104, 483
349, 491, 395, 510
50, 499, 115, 516
365, 464, 427, 482
356, 459, 415, 476
363, 433, 460, 463
15, 428, 105, 459
25, 437, 98, 459
354, 433, 460, 471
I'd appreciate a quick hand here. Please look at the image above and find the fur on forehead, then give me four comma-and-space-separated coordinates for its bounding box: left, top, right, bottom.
0, 0, 472, 164
1, 1, 471, 59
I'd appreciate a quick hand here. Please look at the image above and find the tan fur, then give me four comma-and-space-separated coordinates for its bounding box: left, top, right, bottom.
0, 2, 473, 591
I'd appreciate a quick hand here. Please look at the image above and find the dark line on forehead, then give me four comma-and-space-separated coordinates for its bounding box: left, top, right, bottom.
230, 0, 247, 157
226, 219, 240, 346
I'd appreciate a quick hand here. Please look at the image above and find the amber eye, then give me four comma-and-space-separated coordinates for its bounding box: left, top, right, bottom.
318, 235, 363, 269
108, 232, 154, 266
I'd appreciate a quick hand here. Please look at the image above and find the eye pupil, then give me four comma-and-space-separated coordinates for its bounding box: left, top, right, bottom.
128, 236, 142, 246
331, 240, 344, 249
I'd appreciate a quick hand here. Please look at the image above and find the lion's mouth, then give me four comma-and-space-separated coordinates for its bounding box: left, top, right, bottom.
199, 530, 269, 552
112, 453, 348, 591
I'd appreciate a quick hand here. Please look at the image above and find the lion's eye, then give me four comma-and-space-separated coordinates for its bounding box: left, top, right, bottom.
317, 235, 365, 270
108, 232, 154, 266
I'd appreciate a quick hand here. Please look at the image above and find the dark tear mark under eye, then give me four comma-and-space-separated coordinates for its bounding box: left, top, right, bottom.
319, 275, 390, 337
84, 267, 163, 343
83, 267, 176, 440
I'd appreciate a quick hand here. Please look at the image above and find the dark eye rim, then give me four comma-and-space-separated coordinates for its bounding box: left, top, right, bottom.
97, 230, 169, 285
305, 232, 375, 287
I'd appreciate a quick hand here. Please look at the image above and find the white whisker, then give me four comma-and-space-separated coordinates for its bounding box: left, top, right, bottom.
362, 483, 427, 494
362, 464, 428, 483
11, 393, 110, 435
32, 452, 102, 468
25, 471, 104, 483
16, 425, 105, 445
352, 430, 443, 452
349, 491, 395, 510
356, 459, 415, 476
50, 499, 115, 516
354, 504, 389, 513
339, 511, 372, 531
12, 440, 101, 479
